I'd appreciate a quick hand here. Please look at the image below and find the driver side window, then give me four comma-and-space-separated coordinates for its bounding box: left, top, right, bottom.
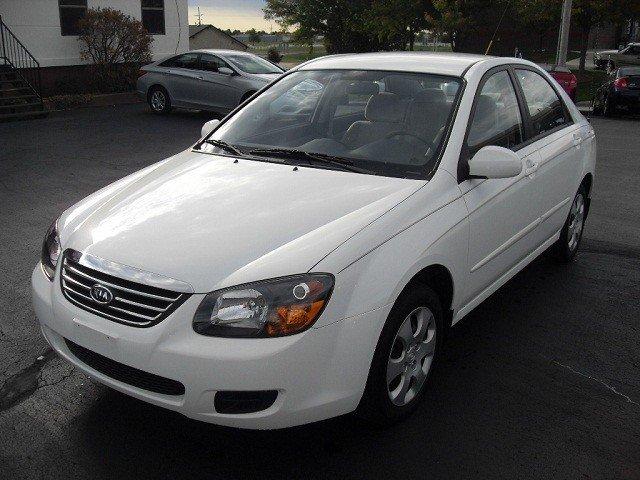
467, 70, 524, 155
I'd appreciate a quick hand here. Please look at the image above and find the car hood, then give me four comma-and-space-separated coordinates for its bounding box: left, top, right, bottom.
61, 151, 424, 293
595, 49, 618, 57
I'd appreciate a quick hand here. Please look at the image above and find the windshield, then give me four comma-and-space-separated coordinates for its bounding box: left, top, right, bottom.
225, 54, 283, 74
197, 69, 462, 179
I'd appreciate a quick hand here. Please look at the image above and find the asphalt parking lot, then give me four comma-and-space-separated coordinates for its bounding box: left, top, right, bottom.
1, 104, 639, 480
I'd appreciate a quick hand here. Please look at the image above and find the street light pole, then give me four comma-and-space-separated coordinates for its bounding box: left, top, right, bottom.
555, 0, 573, 68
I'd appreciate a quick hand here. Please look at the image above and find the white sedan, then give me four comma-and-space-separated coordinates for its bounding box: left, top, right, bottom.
33, 52, 596, 429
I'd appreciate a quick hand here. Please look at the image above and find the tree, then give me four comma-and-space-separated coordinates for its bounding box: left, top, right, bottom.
78, 8, 152, 92
572, 0, 616, 73
264, 0, 434, 53
246, 28, 262, 43
427, 0, 509, 52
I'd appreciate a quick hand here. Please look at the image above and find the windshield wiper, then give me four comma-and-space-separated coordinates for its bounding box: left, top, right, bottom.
202, 139, 244, 156
248, 148, 374, 174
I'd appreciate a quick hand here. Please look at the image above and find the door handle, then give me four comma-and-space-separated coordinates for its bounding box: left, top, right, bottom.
572, 133, 582, 148
195, 75, 204, 80
524, 158, 538, 176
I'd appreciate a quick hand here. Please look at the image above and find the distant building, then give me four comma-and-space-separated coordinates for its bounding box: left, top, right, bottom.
189, 25, 248, 51
0, 0, 189, 95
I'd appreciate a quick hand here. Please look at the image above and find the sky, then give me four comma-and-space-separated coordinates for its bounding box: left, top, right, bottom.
187, 0, 276, 31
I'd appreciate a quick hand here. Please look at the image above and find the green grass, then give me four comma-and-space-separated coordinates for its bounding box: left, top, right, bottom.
575, 69, 607, 103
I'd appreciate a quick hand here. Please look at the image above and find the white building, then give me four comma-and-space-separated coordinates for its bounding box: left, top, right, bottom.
0, 0, 188, 93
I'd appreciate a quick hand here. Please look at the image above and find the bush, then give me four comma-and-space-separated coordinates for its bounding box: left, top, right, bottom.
267, 48, 282, 63
78, 8, 153, 93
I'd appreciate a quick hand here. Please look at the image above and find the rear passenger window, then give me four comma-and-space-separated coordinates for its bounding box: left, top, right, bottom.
160, 53, 199, 69
515, 69, 570, 137
467, 70, 524, 154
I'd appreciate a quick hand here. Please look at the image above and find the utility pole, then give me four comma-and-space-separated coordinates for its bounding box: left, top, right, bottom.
555, 0, 573, 68
195, 6, 204, 26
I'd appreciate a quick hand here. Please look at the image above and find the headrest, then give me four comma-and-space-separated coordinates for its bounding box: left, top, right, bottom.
346, 81, 379, 96
365, 93, 405, 123
384, 75, 422, 97
475, 95, 498, 123
413, 88, 447, 104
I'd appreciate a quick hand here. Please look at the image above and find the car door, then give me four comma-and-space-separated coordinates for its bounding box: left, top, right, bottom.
160, 52, 202, 106
459, 68, 544, 305
513, 68, 582, 242
197, 54, 241, 111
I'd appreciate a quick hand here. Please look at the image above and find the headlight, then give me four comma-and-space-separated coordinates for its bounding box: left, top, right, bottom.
41, 219, 61, 281
193, 274, 334, 338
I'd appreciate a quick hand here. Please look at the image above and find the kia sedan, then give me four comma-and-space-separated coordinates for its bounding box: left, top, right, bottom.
34, 52, 596, 429
137, 49, 284, 114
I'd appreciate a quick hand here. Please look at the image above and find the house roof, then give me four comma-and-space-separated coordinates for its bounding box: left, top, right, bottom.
188, 25, 248, 49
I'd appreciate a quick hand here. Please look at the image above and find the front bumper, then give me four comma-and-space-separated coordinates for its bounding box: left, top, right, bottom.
32, 264, 388, 429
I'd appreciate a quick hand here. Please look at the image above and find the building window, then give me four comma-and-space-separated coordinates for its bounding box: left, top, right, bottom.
141, 0, 165, 35
59, 0, 87, 36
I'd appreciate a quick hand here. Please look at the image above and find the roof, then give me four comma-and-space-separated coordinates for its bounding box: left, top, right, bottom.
189, 49, 257, 56
188, 25, 248, 49
297, 52, 490, 77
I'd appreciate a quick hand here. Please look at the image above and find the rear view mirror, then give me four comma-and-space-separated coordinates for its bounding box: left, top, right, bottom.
468, 145, 522, 179
218, 67, 234, 75
201, 119, 220, 138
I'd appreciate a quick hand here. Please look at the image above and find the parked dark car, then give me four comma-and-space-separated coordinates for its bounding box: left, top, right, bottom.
592, 66, 640, 116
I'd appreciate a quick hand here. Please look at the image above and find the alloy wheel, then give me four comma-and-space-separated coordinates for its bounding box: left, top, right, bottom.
150, 90, 166, 112
386, 306, 437, 406
567, 193, 585, 252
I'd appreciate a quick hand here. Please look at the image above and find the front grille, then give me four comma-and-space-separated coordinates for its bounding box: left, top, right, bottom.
65, 339, 185, 396
60, 251, 189, 327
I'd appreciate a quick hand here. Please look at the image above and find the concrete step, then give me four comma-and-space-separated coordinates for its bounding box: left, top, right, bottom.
0, 101, 44, 112
0, 93, 39, 102
0, 109, 48, 122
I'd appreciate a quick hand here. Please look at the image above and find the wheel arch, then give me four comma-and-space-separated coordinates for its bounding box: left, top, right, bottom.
399, 264, 455, 328
581, 172, 594, 216
240, 90, 257, 103
147, 83, 169, 101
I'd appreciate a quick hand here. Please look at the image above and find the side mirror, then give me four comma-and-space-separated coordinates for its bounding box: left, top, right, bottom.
201, 119, 220, 138
468, 145, 522, 179
218, 67, 234, 75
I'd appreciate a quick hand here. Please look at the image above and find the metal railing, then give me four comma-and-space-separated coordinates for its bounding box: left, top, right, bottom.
0, 14, 43, 99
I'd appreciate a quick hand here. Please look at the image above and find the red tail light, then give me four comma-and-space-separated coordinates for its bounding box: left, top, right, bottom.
614, 77, 629, 89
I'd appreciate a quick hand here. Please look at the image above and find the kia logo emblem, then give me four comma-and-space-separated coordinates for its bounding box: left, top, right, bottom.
90, 284, 114, 304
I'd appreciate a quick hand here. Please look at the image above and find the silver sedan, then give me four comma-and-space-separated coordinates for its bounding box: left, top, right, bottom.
137, 49, 284, 114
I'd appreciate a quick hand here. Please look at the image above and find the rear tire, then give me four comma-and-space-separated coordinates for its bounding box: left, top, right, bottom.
591, 97, 603, 116
356, 285, 444, 426
552, 185, 587, 263
148, 86, 172, 114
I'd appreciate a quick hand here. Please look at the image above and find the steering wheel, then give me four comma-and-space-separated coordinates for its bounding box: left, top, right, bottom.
385, 132, 429, 145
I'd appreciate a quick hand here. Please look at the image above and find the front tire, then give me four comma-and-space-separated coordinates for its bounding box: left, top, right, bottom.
357, 285, 444, 426
148, 86, 172, 114
552, 185, 587, 263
